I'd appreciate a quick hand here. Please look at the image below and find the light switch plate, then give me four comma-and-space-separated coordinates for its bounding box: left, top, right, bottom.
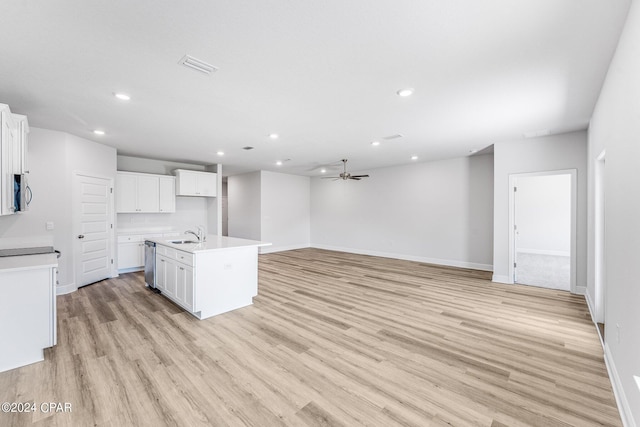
46, 221, 54, 230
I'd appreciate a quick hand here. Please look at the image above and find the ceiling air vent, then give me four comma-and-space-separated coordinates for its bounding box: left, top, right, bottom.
382, 134, 404, 140
178, 55, 218, 75
243, 146, 254, 150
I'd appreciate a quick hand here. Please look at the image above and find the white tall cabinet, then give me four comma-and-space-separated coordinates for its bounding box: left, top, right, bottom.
0, 104, 29, 216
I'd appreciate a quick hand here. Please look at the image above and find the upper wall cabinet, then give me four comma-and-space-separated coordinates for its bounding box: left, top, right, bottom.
116, 171, 176, 213
174, 169, 217, 197
12, 114, 29, 175
0, 103, 29, 216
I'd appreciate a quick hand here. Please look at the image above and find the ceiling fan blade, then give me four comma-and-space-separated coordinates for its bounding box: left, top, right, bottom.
350, 175, 369, 178
349, 177, 361, 180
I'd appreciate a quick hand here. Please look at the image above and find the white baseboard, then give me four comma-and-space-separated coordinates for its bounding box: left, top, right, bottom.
259, 243, 311, 254
585, 290, 597, 323
56, 282, 77, 295
604, 343, 637, 427
311, 244, 493, 271
491, 274, 512, 284
118, 267, 143, 274
574, 285, 587, 295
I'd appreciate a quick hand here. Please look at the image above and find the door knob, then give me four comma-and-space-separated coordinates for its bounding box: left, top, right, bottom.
78, 235, 85, 239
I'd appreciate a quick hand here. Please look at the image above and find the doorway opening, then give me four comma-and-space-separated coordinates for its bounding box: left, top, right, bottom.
509, 170, 577, 292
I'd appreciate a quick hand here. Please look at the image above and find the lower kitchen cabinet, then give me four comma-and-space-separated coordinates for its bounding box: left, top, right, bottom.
116, 232, 174, 273
155, 252, 193, 311
117, 239, 145, 270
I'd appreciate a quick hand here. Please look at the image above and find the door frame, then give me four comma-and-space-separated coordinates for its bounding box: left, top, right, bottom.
72, 171, 117, 289
594, 150, 606, 323
508, 169, 577, 293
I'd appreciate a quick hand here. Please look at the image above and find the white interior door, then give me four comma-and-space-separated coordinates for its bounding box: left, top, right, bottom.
513, 173, 572, 291
74, 173, 113, 287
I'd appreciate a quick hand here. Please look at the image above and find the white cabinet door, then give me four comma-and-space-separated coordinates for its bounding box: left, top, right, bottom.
12, 114, 28, 175
175, 263, 194, 311
177, 172, 197, 195
0, 106, 28, 216
156, 254, 167, 292
164, 259, 177, 298
0, 109, 15, 215
116, 173, 137, 213
183, 265, 194, 311
197, 173, 217, 197
158, 176, 175, 213
136, 175, 159, 212
117, 242, 144, 270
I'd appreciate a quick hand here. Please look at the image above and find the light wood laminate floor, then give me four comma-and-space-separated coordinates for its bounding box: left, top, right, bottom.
0, 248, 621, 426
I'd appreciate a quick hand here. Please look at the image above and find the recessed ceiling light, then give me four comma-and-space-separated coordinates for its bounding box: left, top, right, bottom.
397, 88, 414, 97
276, 160, 283, 166
93, 130, 105, 135
114, 93, 130, 101
216, 151, 224, 156
371, 141, 380, 146
269, 133, 279, 140
320, 169, 327, 173
411, 155, 418, 160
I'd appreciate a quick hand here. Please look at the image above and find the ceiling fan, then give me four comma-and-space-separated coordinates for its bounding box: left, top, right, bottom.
321, 159, 370, 181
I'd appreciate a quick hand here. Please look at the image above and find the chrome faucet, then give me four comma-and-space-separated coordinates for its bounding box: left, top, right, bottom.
185, 226, 206, 242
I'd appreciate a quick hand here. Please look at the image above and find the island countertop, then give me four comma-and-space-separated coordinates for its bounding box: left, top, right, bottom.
147, 234, 271, 253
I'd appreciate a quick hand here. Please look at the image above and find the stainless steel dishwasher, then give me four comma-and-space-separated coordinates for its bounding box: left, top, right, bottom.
144, 240, 158, 291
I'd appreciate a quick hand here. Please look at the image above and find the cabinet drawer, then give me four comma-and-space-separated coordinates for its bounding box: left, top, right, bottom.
164, 247, 177, 260
156, 245, 168, 256
117, 234, 143, 243
174, 250, 193, 266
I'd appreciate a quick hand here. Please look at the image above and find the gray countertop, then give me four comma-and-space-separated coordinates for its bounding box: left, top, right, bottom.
0, 253, 58, 272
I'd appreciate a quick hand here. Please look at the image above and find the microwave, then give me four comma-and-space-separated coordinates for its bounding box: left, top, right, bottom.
13, 174, 31, 212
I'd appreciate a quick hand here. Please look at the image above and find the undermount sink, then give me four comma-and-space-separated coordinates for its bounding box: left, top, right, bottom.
169, 240, 198, 244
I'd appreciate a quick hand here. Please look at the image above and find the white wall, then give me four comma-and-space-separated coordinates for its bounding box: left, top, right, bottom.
116, 156, 209, 233
492, 131, 587, 288
228, 171, 261, 240
588, 2, 640, 424
117, 155, 207, 175
311, 155, 494, 270
227, 171, 311, 252
261, 171, 310, 253
0, 128, 117, 291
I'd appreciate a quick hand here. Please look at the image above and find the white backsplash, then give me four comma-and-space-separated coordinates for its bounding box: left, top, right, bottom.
117, 196, 208, 235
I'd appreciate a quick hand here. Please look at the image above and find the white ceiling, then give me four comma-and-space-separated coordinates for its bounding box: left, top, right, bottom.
0, 0, 630, 176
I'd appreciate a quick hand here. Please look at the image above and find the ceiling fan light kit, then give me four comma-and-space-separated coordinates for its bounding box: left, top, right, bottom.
321, 159, 370, 181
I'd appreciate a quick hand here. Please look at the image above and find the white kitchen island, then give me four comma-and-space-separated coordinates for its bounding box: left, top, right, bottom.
148, 235, 270, 320
0, 253, 58, 372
